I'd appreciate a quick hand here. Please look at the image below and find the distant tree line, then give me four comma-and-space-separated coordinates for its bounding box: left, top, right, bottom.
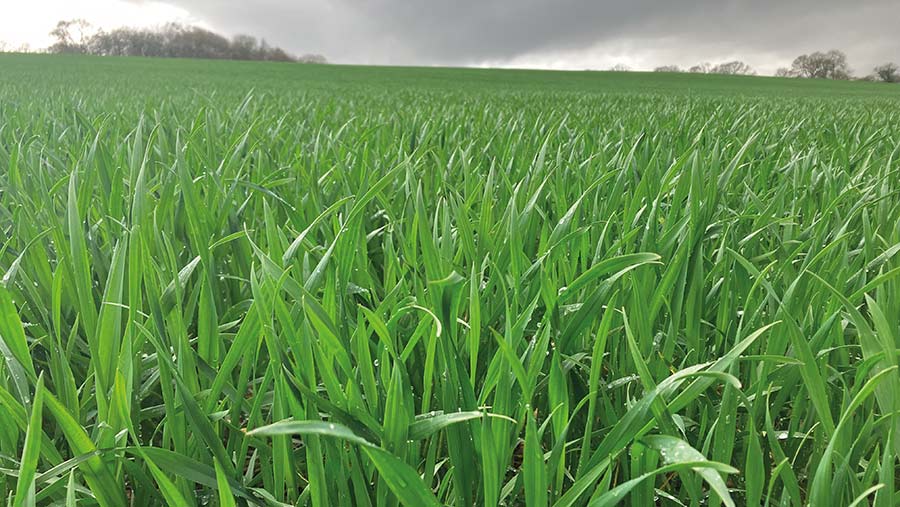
690, 61, 756, 75
650, 61, 757, 75
648, 49, 898, 84
0, 41, 32, 53
7, 30, 899, 81
44, 19, 326, 63
773, 50, 851, 79
776, 50, 898, 83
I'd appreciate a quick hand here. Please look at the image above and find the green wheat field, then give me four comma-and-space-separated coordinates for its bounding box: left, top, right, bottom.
1, 54, 900, 506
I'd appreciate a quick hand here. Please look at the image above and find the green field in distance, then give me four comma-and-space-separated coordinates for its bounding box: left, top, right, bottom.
1, 53, 900, 506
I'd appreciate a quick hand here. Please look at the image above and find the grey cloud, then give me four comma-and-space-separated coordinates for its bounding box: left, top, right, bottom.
145, 0, 900, 72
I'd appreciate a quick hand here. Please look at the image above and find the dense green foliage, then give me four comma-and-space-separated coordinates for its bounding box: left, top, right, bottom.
1, 54, 900, 506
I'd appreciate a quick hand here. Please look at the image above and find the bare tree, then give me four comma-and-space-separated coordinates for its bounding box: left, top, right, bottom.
1, 39, 36, 53
609, 63, 631, 72
49, 19, 93, 54
230, 34, 260, 60
89, 28, 161, 56
689, 62, 712, 73
710, 61, 755, 76
298, 54, 328, 64
654, 65, 681, 73
790, 50, 852, 79
873, 63, 899, 83
775, 67, 797, 78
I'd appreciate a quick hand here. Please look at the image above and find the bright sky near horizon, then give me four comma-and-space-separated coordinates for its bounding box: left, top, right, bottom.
0, 1, 200, 50
2, 0, 899, 75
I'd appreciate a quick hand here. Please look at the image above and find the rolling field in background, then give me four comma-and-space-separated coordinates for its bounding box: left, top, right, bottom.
1, 54, 900, 506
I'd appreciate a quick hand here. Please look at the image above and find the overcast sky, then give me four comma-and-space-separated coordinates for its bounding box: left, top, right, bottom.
2, 0, 898, 75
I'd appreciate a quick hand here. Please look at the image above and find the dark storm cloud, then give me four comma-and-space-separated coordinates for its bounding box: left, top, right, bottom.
146, 0, 900, 72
